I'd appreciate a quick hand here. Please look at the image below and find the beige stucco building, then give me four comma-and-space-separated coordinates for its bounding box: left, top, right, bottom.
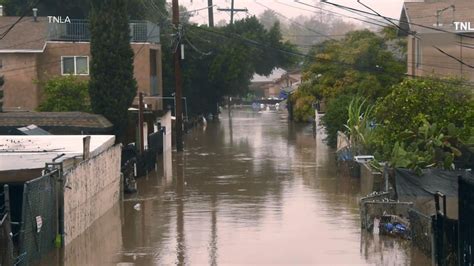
0, 16, 163, 111
399, 0, 474, 80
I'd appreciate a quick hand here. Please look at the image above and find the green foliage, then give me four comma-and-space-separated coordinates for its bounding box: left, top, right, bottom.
180, 17, 297, 115
302, 30, 406, 101
371, 77, 473, 171
321, 94, 354, 147
89, 0, 137, 137
290, 90, 315, 122
374, 77, 473, 151
344, 97, 374, 155
37, 76, 90, 112
293, 29, 405, 146
388, 121, 466, 173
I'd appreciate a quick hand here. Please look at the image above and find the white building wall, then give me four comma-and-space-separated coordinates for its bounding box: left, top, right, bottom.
63, 144, 122, 245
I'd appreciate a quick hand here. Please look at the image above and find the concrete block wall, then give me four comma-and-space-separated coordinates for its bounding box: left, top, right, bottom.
63, 204, 122, 265
63, 144, 121, 245
360, 162, 383, 195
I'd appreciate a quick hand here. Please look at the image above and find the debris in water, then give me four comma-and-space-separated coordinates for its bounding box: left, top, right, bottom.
133, 203, 141, 211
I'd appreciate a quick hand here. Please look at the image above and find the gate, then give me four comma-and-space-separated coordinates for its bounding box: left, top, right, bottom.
17, 170, 59, 265
459, 174, 474, 265
0, 185, 14, 266
432, 192, 458, 266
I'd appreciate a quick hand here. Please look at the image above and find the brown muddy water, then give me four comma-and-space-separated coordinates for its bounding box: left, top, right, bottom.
39, 108, 430, 265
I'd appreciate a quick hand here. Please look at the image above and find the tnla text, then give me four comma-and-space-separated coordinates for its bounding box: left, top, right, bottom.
454, 22, 474, 31
48, 16, 71, 24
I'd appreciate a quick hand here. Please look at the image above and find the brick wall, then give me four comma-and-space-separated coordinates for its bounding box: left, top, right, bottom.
63, 144, 121, 245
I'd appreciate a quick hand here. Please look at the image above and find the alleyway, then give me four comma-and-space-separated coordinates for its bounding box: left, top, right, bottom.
40, 108, 430, 265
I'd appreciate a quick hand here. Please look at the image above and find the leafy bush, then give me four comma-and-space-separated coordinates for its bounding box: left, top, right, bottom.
374, 77, 473, 151
373, 77, 473, 170
291, 91, 315, 122
388, 121, 466, 173
344, 97, 375, 155
321, 94, 354, 147
38, 76, 91, 112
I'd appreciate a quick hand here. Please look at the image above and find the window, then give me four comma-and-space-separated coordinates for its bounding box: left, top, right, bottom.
415, 38, 422, 69
61, 56, 89, 75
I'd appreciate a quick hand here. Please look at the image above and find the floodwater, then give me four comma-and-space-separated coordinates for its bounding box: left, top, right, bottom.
40, 108, 430, 265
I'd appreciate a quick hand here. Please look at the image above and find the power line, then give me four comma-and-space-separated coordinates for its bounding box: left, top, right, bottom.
254, 1, 336, 41
0, 0, 41, 41
316, 0, 474, 39
311, 0, 474, 69
217, 0, 247, 25
186, 25, 474, 86
279, 0, 389, 29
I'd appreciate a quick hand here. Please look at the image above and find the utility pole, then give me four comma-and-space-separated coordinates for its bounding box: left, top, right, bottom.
138, 92, 145, 154
172, 0, 184, 152
208, 0, 214, 27
217, 0, 247, 25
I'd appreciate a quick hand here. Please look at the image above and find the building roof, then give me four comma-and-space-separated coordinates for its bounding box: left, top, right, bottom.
400, 0, 474, 35
0, 16, 48, 52
0, 112, 113, 131
0, 135, 115, 172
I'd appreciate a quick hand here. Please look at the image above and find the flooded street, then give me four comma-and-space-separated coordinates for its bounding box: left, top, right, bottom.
40, 108, 430, 265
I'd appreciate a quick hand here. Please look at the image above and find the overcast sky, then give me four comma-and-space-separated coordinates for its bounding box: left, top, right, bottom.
176, 0, 405, 27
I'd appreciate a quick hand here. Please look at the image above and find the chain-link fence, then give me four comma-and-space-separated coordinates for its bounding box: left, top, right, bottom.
408, 208, 433, 256
18, 171, 59, 265
0, 185, 14, 266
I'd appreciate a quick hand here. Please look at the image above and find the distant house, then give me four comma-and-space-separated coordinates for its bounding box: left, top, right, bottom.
250, 68, 301, 98
0, 11, 163, 111
398, 0, 474, 80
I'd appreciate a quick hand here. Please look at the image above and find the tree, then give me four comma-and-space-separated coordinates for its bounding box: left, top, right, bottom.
37, 76, 90, 112
181, 16, 297, 116
373, 77, 473, 154
293, 29, 406, 147
258, 10, 281, 31
89, 0, 137, 137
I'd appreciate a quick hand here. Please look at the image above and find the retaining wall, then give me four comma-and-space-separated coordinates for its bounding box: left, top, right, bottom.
63, 145, 121, 245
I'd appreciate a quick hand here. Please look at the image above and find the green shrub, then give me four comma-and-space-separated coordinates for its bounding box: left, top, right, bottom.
374, 77, 473, 150
344, 97, 375, 155
38, 76, 91, 112
293, 94, 316, 123
321, 94, 354, 147
373, 77, 473, 170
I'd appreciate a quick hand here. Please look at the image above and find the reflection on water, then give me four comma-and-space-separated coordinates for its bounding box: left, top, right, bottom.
39, 108, 430, 265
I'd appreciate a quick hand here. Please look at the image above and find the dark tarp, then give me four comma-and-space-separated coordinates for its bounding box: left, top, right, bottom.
394, 168, 469, 197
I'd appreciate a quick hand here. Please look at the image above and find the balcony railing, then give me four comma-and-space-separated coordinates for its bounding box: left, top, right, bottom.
47, 19, 160, 43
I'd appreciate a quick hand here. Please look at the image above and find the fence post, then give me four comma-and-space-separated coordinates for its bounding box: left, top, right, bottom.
4, 185, 10, 218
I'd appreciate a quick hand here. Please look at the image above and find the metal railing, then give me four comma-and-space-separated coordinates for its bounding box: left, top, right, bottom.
47, 19, 160, 43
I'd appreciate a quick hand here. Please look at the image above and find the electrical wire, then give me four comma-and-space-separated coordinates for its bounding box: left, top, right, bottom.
304, 0, 474, 68
254, 0, 336, 41
0, 0, 41, 41
186, 24, 474, 86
